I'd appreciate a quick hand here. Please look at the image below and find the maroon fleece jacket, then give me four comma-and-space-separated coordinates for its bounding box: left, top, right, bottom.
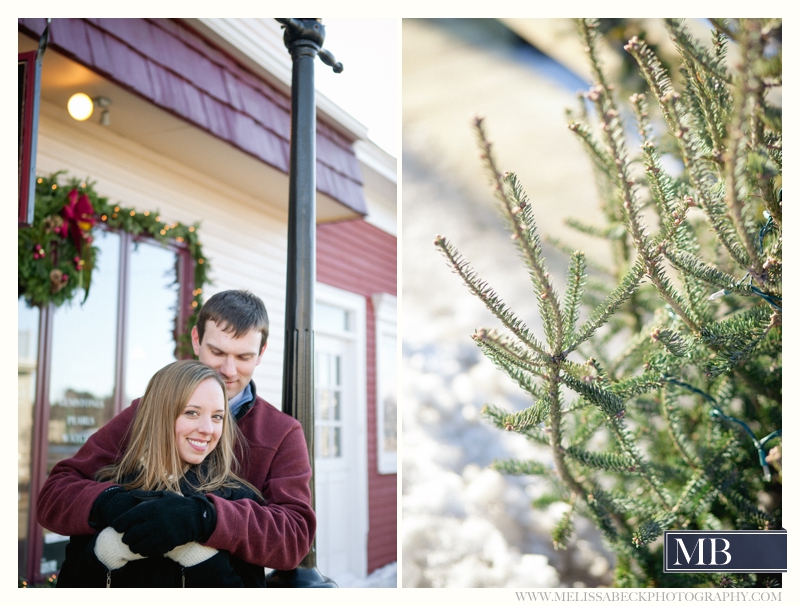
36, 394, 315, 571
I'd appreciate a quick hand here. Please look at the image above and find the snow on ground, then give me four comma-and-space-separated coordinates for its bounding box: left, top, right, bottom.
402, 341, 612, 588
336, 562, 397, 588
401, 138, 614, 588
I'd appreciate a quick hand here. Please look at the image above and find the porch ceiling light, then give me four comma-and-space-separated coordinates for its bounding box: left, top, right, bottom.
67, 92, 94, 121
67, 94, 112, 125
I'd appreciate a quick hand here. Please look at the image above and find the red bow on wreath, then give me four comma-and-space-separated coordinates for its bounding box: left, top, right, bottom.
57, 189, 96, 254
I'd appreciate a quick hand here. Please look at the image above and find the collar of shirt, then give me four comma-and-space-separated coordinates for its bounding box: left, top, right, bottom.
228, 382, 253, 417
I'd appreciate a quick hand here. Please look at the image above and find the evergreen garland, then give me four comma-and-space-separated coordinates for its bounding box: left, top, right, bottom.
436, 18, 781, 588
18, 171, 211, 356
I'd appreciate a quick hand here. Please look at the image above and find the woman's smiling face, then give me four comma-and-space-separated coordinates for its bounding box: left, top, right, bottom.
174, 378, 225, 465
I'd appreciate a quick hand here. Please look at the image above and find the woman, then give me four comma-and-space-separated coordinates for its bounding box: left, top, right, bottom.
56, 360, 265, 587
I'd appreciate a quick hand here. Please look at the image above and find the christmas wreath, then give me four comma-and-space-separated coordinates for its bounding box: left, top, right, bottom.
18, 172, 211, 354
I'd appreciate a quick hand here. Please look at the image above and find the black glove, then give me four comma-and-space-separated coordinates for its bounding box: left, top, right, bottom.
89, 485, 144, 529
111, 493, 217, 557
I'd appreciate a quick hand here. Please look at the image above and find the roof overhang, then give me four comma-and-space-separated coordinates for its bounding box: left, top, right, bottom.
18, 19, 367, 222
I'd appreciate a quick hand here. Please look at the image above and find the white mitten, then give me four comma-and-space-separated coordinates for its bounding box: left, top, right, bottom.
165, 542, 219, 567
94, 527, 147, 570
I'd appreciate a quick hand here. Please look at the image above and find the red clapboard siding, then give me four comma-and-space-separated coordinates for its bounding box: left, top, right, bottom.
317, 219, 397, 574
317, 220, 397, 297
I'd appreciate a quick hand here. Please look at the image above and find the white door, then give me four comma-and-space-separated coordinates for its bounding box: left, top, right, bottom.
313, 287, 367, 582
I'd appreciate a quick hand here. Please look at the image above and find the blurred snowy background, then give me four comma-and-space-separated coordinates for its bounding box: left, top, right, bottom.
401, 18, 624, 588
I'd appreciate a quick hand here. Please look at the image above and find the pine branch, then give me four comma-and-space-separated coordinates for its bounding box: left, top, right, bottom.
660, 388, 702, 472
701, 306, 776, 378
562, 251, 588, 337
718, 485, 776, 529
552, 500, 576, 550
580, 490, 622, 544
482, 404, 551, 447
671, 468, 710, 514
566, 103, 621, 224
546, 234, 615, 277
568, 407, 607, 446
666, 19, 733, 147
650, 327, 690, 358
506, 401, 549, 432
475, 342, 547, 402
564, 218, 626, 241
563, 446, 638, 474
472, 328, 548, 378
580, 29, 703, 336
568, 261, 646, 353
630, 93, 699, 251
492, 458, 550, 476
608, 326, 657, 377
708, 19, 736, 42
723, 74, 761, 271
631, 93, 682, 227
434, 235, 549, 357
473, 118, 566, 353
566, 119, 617, 178
608, 417, 674, 511
560, 371, 626, 419
625, 36, 752, 270
664, 248, 751, 295
633, 512, 677, 547
673, 240, 714, 325
607, 372, 665, 400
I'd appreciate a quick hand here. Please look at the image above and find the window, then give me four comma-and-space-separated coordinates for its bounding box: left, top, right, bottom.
18, 226, 191, 583
314, 297, 360, 461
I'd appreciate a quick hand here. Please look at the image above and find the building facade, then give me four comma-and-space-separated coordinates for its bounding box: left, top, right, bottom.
18, 18, 396, 585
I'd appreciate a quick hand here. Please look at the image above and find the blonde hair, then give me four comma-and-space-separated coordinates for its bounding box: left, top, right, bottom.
97, 360, 257, 497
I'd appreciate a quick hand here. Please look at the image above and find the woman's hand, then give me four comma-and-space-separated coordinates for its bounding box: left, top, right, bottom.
93, 527, 147, 570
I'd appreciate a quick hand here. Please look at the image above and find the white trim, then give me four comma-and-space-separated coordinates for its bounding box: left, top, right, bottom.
356, 139, 398, 237
314, 282, 368, 578
355, 140, 397, 184
372, 293, 397, 475
190, 18, 370, 142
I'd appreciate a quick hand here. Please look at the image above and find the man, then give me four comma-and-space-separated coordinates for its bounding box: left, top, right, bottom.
37, 290, 315, 572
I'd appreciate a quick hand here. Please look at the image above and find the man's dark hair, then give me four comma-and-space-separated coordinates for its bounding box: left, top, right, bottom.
196, 290, 269, 350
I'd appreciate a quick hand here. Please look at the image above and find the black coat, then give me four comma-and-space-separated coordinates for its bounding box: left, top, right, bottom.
56, 472, 266, 588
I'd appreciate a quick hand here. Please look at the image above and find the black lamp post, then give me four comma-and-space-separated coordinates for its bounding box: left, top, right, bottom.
264, 18, 342, 589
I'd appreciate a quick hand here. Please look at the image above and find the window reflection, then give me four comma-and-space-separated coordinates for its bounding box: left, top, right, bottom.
316, 301, 350, 332
319, 426, 330, 458
379, 333, 397, 454
315, 350, 344, 459
125, 239, 180, 404
48, 229, 120, 471
42, 229, 121, 574
373, 293, 397, 474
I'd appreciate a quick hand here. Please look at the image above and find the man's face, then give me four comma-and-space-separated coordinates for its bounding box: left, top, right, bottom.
192, 321, 266, 400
